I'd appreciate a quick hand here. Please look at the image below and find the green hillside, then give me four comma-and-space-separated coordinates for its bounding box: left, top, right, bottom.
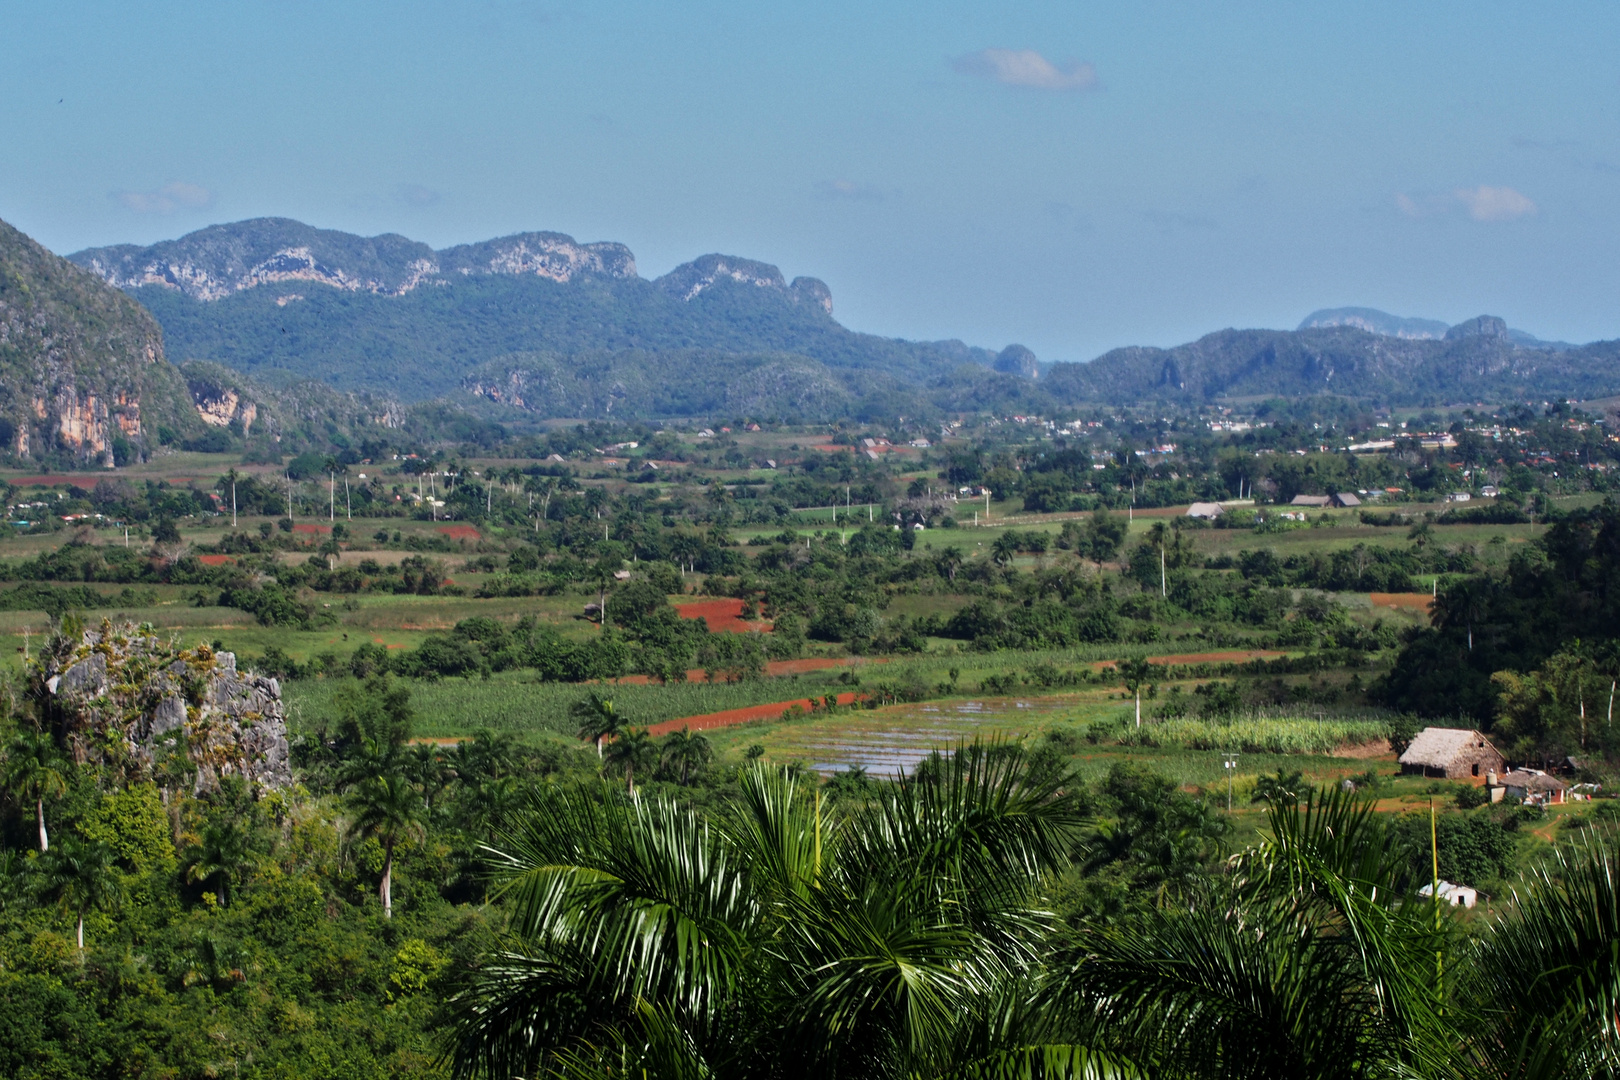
0, 217, 201, 466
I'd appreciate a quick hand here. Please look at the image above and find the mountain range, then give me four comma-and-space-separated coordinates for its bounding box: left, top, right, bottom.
1297, 306, 1575, 351
70, 217, 1620, 422
67, 218, 1044, 418
6, 211, 1620, 467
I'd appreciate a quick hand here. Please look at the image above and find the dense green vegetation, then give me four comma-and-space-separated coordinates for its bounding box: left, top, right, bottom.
1, 366, 1619, 1074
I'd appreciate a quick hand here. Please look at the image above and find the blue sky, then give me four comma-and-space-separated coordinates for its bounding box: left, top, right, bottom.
3, 1, 1618, 359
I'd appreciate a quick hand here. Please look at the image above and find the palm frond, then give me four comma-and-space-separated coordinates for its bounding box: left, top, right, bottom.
484, 783, 756, 1028
1469, 830, 1620, 1079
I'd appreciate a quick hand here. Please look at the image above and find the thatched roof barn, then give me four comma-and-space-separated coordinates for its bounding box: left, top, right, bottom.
1398, 727, 1504, 780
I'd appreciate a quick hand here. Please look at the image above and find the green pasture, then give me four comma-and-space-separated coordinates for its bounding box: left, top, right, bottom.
282, 668, 857, 740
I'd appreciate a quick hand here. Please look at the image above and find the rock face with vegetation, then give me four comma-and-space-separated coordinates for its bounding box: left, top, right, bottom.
0, 217, 201, 465
39, 620, 291, 793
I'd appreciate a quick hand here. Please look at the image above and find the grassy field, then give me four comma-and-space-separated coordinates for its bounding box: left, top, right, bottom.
282, 667, 860, 739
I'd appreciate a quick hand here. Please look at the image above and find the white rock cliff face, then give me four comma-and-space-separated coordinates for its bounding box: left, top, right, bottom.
193, 387, 256, 432
77, 229, 638, 302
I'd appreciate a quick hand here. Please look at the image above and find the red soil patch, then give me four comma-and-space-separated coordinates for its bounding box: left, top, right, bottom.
609, 656, 883, 686
1371, 592, 1434, 610
1094, 649, 1285, 669
438, 525, 481, 541
646, 691, 863, 737
292, 523, 332, 535
196, 554, 235, 566
673, 598, 771, 634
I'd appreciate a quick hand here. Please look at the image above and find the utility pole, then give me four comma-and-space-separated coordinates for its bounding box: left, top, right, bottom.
1223, 753, 1238, 812
345, 476, 351, 520
1161, 544, 1166, 599
286, 475, 293, 521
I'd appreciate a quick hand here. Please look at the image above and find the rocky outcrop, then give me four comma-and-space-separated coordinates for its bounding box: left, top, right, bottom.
71, 218, 637, 301
1444, 315, 1511, 342
439, 232, 636, 282
185, 368, 258, 432
43, 620, 292, 794
656, 254, 789, 301
652, 256, 837, 313
994, 344, 1040, 379
789, 277, 834, 315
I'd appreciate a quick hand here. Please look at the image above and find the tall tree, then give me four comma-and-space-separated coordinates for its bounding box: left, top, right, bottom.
603, 727, 657, 794
35, 836, 121, 951
182, 814, 255, 907
347, 771, 426, 919
1116, 657, 1154, 728
571, 692, 622, 759
660, 727, 712, 785
2, 729, 67, 851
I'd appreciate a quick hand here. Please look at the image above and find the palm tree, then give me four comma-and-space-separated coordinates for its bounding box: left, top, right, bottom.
447, 741, 1094, 1080
450, 750, 1620, 1079
1116, 656, 1154, 728
3, 729, 68, 851
323, 455, 341, 522
570, 692, 622, 758
603, 727, 657, 793
660, 727, 712, 785
34, 836, 122, 952
990, 531, 1019, 567
1468, 833, 1620, 1078
1053, 788, 1456, 1079
182, 814, 255, 907
347, 771, 426, 919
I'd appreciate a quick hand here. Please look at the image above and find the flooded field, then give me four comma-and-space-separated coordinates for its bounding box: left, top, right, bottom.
766, 695, 1093, 776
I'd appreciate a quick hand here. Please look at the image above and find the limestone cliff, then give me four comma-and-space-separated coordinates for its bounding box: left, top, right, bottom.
0, 216, 201, 464
71, 218, 636, 302
40, 619, 292, 794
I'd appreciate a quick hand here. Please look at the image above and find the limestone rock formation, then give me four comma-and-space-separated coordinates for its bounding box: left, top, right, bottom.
994, 344, 1040, 379
71, 218, 636, 301
42, 620, 292, 794
1, 216, 200, 464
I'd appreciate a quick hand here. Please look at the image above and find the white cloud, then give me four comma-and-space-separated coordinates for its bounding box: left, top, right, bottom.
112, 181, 213, 214
1395, 186, 1538, 222
952, 48, 1098, 92
1454, 185, 1537, 222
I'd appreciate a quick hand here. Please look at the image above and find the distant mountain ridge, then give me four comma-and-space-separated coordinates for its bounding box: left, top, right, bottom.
49, 216, 1620, 421
71, 218, 637, 301
1043, 322, 1620, 406
1298, 306, 1574, 351
66, 218, 1043, 417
